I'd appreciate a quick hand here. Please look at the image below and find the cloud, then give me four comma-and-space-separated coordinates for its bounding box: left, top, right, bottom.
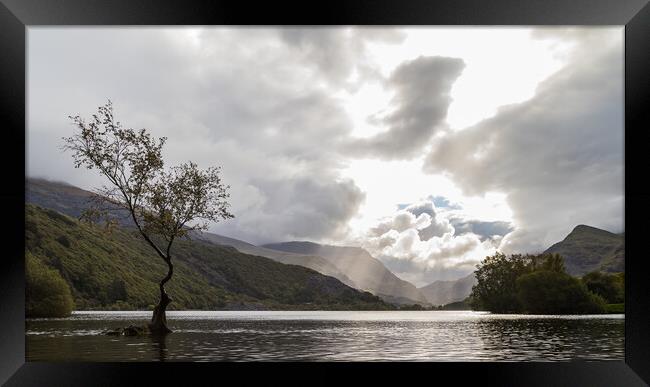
361, 197, 498, 285
27, 28, 392, 244
369, 211, 428, 236
372, 231, 499, 286
404, 200, 455, 241
369, 200, 454, 241
423, 29, 623, 252
345, 56, 465, 159
278, 27, 406, 89
222, 176, 365, 244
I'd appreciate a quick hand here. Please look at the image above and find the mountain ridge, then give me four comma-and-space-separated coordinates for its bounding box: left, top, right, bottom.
418, 273, 477, 306
263, 241, 429, 305
543, 224, 624, 276
194, 232, 358, 288
26, 178, 423, 305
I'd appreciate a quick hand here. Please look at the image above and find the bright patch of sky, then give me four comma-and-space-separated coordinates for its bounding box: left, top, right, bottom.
342, 27, 571, 137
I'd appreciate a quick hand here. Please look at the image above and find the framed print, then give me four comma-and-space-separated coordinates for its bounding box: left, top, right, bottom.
1, 0, 649, 385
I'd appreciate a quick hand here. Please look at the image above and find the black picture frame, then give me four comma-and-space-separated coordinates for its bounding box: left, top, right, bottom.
1, 0, 649, 385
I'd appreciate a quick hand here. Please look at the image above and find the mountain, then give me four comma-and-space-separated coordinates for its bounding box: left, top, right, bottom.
194, 233, 357, 288
262, 241, 429, 305
418, 273, 477, 306
543, 224, 624, 276
419, 225, 624, 306
26, 203, 391, 311
26, 178, 425, 305
27, 178, 359, 288
26, 178, 131, 224
27, 178, 98, 219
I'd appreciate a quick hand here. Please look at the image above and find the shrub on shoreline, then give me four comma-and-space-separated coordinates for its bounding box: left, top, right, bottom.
26, 252, 74, 318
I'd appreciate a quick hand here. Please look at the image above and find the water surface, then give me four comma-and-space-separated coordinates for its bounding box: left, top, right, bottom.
26, 311, 624, 361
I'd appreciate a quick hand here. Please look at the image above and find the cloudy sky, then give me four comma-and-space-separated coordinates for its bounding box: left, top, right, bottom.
27, 27, 624, 286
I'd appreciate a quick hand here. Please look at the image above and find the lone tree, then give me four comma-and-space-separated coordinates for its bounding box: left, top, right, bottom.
63, 100, 233, 334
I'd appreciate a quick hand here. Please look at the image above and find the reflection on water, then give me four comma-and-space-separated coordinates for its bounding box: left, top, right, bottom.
26, 311, 624, 361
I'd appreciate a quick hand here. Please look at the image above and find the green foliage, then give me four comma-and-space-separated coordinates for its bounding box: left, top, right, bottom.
516, 270, 606, 314
614, 272, 625, 299
437, 298, 471, 310
25, 204, 390, 311
544, 225, 624, 275
530, 253, 565, 273
470, 252, 609, 314
107, 279, 128, 302
581, 271, 624, 304
605, 303, 624, 314
469, 252, 530, 313
399, 304, 425, 310
25, 252, 74, 317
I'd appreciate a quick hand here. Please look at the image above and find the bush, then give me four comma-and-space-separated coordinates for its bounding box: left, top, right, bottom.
26, 252, 74, 317
604, 303, 624, 314
517, 270, 605, 314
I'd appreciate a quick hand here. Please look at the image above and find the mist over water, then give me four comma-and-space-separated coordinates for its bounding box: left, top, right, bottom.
26, 311, 624, 361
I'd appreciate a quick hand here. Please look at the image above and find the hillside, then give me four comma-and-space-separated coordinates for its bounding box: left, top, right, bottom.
27, 178, 130, 222
25, 204, 391, 311
263, 241, 429, 305
27, 178, 358, 287
543, 225, 624, 276
27, 178, 97, 219
194, 232, 357, 288
419, 273, 477, 306
27, 178, 424, 305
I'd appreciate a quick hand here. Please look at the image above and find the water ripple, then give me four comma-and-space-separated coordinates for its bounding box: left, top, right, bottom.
26, 311, 624, 361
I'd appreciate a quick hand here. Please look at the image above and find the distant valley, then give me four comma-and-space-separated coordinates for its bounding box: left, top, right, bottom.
418, 273, 477, 306
263, 241, 429, 305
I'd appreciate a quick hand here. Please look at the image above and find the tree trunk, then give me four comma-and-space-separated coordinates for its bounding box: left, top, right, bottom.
148, 257, 174, 335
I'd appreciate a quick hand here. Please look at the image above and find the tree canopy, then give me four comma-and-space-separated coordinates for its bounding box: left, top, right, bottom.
63, 100, 233, 252
517, 270, 605, 314
470, 252, 607, 314
581, 271, 624, 304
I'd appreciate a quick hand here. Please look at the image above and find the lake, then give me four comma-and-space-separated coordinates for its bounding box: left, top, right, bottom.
26, 311, 624, 361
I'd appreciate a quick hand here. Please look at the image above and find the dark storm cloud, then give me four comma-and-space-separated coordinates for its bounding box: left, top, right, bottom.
423, 29, 623, 252
278, 27, 406, 88
345, 56, 465, 159
221, 176, 366, 244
